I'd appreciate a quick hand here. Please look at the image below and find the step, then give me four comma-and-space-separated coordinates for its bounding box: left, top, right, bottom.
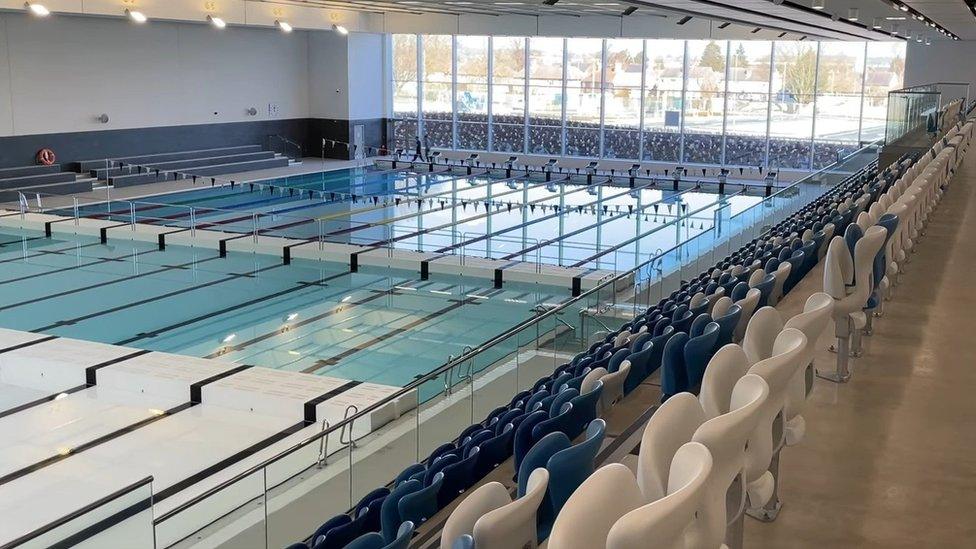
0, 164, 61, 179
76, 145, 264, 172
0, 172, 77, 191
0, 180, 94, 202
91, 151, 278, 179
110, 157, 290, 188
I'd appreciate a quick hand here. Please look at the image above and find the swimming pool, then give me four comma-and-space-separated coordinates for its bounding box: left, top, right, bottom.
63, 166, 767, 272
0, 227, 570, 388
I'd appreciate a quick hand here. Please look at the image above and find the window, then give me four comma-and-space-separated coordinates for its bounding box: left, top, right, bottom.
683, 40, 727, 164
456, 35, 489, 150
390, 35, 904, 168
528, 37, 565, 154
392, 34, 419, 148
813, 42, 865, 167
725, 41, 771, 166
862, 41, 906, 143
422, 35, 454, 148
491, 36, 526, 152
603, 39, 643, 159
642, 40, 684, 162
769, 41, 817, 169
565, 38, 603, 157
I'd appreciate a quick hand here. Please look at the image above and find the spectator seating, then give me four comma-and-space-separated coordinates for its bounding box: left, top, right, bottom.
285, 116, 974, 549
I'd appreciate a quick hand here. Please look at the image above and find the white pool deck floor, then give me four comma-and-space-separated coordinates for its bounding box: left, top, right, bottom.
0, 327, 412, 547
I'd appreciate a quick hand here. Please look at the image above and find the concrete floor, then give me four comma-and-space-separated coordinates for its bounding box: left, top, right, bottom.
745, 152, 976, 547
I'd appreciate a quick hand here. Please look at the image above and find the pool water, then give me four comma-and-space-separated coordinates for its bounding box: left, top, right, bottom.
0, 228, 570, 388
65, 167, 765, 271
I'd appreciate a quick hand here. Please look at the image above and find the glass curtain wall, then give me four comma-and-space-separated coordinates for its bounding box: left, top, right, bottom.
391, 35, 905, 169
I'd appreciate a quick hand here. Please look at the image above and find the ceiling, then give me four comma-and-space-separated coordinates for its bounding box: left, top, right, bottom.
272, 0, 963, 41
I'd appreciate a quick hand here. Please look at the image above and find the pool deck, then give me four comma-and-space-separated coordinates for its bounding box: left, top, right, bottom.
0, 327, 412, 547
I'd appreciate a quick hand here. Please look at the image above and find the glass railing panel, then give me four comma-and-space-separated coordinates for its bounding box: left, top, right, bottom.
11, 478, 155, 549
156, 469, 266, 549
262, 426, 351, 549
416, 368, 473, 459
469, 329, 522, 422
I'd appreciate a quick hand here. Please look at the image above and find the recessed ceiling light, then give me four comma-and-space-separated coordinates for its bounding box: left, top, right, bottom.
811, 0, 825, 11
207, 15, 226, 29
126, 9, 147, 23
332, 23, 348, 35
847, 8, 858, 21
276, 20, 293, 33
24, 2, 49, 17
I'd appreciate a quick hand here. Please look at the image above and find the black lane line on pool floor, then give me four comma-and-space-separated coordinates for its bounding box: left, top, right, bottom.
200, 287, 411, 359
0, 242, 104, 265
31, 263, 288, 335
300, 297, 483, 374
0, 255, 226, 313
113, 269, 370, 347
0, 247, 163, 286
153, 379, 362, 504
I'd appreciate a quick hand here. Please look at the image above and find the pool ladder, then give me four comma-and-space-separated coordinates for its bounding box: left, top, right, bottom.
443, 346, 475, 396
315, 404, 360, 467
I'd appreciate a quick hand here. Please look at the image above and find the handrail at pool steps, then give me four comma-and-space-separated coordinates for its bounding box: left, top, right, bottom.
147, 142, 881, 540
0, 476, 154, 549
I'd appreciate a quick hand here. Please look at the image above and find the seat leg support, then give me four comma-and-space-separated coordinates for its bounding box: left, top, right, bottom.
864, 313, 874, 335
746, 450, 783, 522
818, 336, 852, 383
851, 329, 864, 357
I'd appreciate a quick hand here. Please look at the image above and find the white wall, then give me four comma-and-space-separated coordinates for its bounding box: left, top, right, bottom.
307, 31, 349, 120
307, 31, 386, 121
0, 13, 311, 137
905, 41, 976, 94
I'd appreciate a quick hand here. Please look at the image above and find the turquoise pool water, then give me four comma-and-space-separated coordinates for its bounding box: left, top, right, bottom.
64, 166, 765, 271
0, 228, 569, 388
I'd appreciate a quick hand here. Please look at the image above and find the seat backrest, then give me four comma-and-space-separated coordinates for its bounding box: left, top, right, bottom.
742, 306, 785, 364
518, 432, 571, 497
851, 225, 888, 303
546, 419, 607, 518
384, 521, 415, 549
732, 288, 761, 342
698, 344, 752, 419
661, 332, 691, 398
473, 468, 550, 549
580, 367, 608, 395
710, 295, 733, 318
683, 322, 721, 390
440, 481, 512, 549
687, 374, 769, 548
747, 268, 765, 288
607, 442, 713, 549
744, 329, 807, 480
635, 392, 704, 502
547, 464, 644, 549
822, 236, 849, 299
382, 479, 423, 544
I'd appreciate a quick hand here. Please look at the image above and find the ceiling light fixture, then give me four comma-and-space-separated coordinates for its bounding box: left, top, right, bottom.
207, 15, 226, 29
871, 17, 882, 29
276, 20, 293, 32
125, 9, 147, 23
847, 8, 858, 21
24, 2, 49, 16
811, 0, 825, 10
332, 23, 348, 35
